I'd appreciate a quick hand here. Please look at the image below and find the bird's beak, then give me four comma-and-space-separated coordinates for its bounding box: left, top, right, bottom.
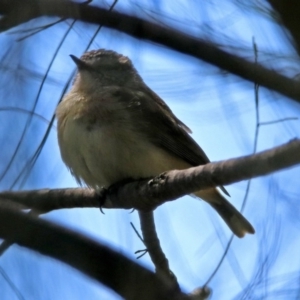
70, 55, 89, 70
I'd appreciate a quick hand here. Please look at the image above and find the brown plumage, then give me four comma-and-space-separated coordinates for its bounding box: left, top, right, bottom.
56, 49, 254, 238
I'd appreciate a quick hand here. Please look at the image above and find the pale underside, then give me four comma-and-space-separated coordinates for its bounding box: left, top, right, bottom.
61, 113, 191, 188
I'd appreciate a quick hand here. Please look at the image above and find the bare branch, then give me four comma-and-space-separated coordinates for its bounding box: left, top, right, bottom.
1, 1, 300, 103
138, 211, 179, 290
0, 203, 188, 300
1, 139, 299, 213
107, 138, 299, 211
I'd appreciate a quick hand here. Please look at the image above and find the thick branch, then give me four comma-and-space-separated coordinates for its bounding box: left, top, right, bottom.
0, 203, 186, 300
1, 0, 300, 102
1, 139, 299, 212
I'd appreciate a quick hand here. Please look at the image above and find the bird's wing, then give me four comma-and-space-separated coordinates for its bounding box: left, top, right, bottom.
144, 85, 193, 134
113, 86, 230, 196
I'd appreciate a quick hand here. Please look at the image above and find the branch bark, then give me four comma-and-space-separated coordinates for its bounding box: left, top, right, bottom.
0, 203, 188, 300
1, 139, 299, 213
138, 211, 178, 289
1, 0, 300, 103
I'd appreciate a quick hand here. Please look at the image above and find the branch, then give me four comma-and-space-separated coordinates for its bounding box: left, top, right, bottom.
138, 213, 211, 299
107, 139, 300, 210
1, 0, 300, 102
0, 203, 187, 300
1, 139, 299, 212
138, 211, 179, 289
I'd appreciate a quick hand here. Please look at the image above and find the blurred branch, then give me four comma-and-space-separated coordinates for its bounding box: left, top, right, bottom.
0, 203, 186, 300
268, 0, 300, 55
1, 139, 300, 213
1, 1, 300, 103
0, 266, 25, 300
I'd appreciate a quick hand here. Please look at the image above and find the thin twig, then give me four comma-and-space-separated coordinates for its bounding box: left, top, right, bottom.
1, 1, 300, 103
130, 222, 148, 259
205, 38, 260, 287
259, 117, 298, 126
12, 0, 119, 190
0, 266, 25, 300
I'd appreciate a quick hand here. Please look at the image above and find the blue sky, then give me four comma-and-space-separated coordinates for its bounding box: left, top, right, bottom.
1, 1, 300, 299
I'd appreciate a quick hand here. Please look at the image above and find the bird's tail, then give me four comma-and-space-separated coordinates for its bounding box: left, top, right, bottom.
194, 189, 255, 238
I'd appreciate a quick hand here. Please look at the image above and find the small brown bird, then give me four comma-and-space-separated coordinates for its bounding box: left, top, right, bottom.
56, 49, 254, 238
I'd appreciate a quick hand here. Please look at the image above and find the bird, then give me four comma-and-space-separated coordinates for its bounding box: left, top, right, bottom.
56, 49, 255, 238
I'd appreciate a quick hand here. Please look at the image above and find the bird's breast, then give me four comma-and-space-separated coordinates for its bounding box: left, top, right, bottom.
57, 115, 189, 188
56, 90, 190, 188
